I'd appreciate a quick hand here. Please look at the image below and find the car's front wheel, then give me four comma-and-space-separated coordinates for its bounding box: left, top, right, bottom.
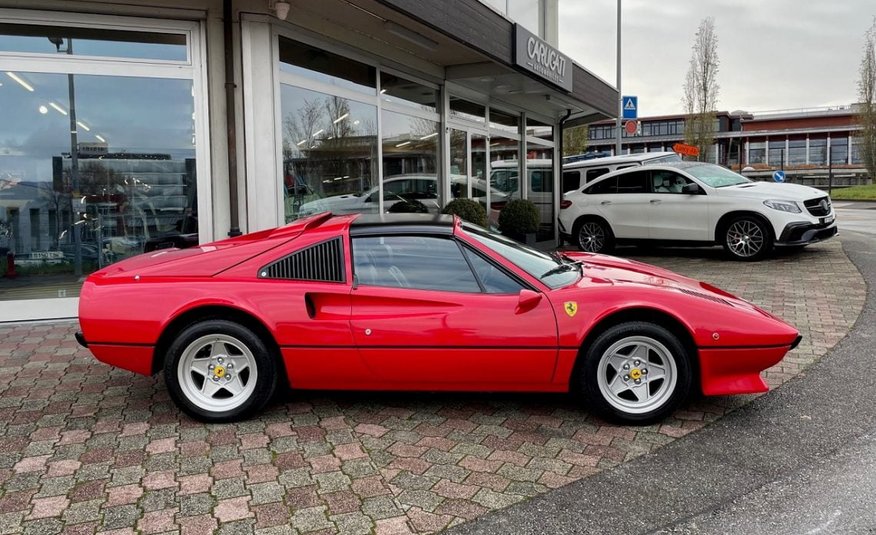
578, 322, 692, 425
164, 320, 278, 423
575, 218, 614, 254
722, 216, 772, 261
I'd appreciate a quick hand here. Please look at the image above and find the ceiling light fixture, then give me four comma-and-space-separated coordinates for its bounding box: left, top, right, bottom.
333, 113, 349, 124
49, 102, 68, 116
95, 135, 106, 143
267, 0, 290, 20
384, 21, 438, 51
77, 121, 90, 132
312, 129, 324, 137
395, 141, 411, 147
38, 105, 48, 114
419, 132, 438, 140
6, 72, 34, 92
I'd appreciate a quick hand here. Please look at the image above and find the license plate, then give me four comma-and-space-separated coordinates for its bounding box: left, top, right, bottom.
821, 215, 834, 225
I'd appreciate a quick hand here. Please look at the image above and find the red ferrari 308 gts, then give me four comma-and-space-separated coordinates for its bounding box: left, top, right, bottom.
77, 213, 801, 425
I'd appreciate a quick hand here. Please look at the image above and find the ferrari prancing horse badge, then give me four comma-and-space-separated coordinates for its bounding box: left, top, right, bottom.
564, 301, 578, 317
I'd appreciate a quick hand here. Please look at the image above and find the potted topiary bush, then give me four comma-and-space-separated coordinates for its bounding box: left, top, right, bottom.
387, 199, 429, 214
498, 199, 539, 245
442, 198, 487, 227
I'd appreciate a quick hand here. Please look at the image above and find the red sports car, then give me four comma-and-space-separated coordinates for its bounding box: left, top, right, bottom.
77, 213, 801, 425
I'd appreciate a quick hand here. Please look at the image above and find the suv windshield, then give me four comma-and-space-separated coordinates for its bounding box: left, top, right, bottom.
461, 224, 580, 289
684, 163, 751, 188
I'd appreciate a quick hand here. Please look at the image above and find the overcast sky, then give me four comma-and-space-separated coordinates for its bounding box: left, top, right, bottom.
559, 0, 875, 117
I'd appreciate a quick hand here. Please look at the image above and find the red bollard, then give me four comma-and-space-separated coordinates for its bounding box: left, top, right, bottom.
5, 251, 16, 279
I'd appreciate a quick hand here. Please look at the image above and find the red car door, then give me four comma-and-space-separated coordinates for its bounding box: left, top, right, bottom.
349, 234, 558, 388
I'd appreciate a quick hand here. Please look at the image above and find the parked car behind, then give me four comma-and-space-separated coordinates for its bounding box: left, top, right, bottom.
559, 162, 837, 260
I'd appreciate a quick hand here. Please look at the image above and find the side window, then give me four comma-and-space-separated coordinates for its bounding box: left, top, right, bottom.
651, 171, 688, 194
616, 171, 649, 194
585, 176, 617, 194
562, 171, 580, 192
530, 170, 552, 193
585, 168, 609, 183
352, 236, 480, 292
462, 247, 525, 294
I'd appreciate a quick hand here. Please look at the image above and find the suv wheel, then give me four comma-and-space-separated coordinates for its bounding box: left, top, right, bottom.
722, 216, 772, 261
575, 219, 614, 254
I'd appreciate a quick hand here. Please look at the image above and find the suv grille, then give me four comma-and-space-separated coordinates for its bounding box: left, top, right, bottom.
260, 237, 345, 282
803, 197, 831, 217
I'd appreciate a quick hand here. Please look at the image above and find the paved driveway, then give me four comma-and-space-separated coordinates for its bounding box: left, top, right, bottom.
0, 240, 865, 535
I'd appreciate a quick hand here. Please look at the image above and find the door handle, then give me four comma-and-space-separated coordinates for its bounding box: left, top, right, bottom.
650, 199, 661, 204
600, 200, 612, 205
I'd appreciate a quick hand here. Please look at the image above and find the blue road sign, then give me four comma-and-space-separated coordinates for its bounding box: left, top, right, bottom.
622, 96, 638, 119
773, 170, 786, 183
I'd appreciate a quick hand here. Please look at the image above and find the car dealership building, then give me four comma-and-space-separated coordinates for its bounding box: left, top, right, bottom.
0, 0, 616, 321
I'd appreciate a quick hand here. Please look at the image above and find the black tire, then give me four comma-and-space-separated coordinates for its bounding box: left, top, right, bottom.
164, 320, 278, 423
721, 215, 773, 261
574, 218, 615, 254
577, 321, 692, 425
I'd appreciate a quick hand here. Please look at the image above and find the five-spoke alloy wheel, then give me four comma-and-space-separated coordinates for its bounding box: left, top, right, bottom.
579, 321, 691, 424
165, 320, 278, 422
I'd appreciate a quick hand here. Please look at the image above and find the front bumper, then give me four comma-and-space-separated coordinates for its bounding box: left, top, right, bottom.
699, 339, 799, 396
775, 220, 838, 247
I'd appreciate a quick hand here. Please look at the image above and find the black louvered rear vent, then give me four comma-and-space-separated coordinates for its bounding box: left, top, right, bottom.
260, 238, 345, 283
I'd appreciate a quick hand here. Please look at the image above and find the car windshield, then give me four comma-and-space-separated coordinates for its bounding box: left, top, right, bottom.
461, 224, 580, 289
684, 163, 751, 188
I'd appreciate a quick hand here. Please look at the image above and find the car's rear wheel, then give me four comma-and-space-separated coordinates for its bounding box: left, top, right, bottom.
722, 216, 772, 261
164, 320, 278, 423
578, 322, 692, 425
575, 218, 614, 254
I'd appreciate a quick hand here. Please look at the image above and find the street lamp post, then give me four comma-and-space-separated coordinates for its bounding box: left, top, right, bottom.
50, 36, 82, 277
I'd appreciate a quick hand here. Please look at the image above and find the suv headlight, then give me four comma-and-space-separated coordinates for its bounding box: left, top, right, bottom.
763, 200, 801, 213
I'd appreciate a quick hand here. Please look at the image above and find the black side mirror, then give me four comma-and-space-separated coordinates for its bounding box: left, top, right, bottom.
682, 183, 701, 194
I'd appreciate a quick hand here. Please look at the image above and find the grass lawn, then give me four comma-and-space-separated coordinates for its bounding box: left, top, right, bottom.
830, 183, 876, 201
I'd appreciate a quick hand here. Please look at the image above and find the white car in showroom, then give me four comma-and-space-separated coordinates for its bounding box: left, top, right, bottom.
559, 162, 837, 260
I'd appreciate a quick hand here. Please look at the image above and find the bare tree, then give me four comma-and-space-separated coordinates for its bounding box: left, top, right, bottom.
683, 17, 720, 161
858, 17, 876, 180
563, 125, 589, 156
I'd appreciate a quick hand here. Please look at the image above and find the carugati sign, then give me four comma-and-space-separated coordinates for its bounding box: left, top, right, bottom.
514, 24, 573, 92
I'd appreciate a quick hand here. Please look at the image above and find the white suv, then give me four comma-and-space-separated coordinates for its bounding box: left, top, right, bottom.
558, 162, 838, 261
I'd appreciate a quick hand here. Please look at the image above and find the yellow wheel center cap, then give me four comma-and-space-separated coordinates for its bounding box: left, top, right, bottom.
629, 368, 642, 380
214, 365, 226, 379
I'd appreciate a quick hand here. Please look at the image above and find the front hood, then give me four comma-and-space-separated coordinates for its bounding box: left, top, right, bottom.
563, 251, 762, 310
717, 181, 826, 201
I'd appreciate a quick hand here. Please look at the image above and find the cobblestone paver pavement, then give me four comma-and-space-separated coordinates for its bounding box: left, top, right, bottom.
0, 240, 865, 534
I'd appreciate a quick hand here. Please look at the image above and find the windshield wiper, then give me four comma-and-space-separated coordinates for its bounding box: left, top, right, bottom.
540, 260, 584, 279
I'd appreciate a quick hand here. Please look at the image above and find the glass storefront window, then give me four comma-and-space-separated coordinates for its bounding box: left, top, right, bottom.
749, 141, 765, 165
1, 71, 196, 300
280, 84, 378, 220
489, 108, 520, 134
279, 37, 376, 95
525, 116, 553, 142
450, 97, 485, 124
0, 24, 187, 60
768, 141, 785, 167
381, 109, 440, 213
526, 142, 553, 241
449, 129, 468, 199
380, 72, 437, 112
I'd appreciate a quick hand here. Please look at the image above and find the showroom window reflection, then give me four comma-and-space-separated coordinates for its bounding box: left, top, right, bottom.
381, 110, 440, 214
0, 71, 196, 280
281, 85, 378, 220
